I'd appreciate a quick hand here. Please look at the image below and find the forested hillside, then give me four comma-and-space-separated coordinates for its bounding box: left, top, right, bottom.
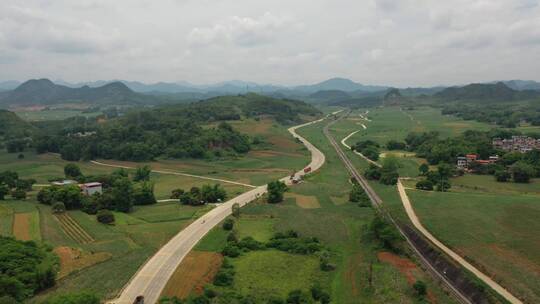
435, 82, 540, 102
0, 110, 35, 139
24, 94, 320, 161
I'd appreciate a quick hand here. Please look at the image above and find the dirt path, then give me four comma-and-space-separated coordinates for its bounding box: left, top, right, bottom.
396, 179, 523, 304
340, 130, 381, 168
90, 160, 257, 188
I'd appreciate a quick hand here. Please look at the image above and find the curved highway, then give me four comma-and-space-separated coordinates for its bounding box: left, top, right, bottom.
110, 114, 328, 304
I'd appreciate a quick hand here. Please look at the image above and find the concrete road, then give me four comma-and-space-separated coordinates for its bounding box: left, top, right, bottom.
110, 117, 327, 304
397, 179, 523, 304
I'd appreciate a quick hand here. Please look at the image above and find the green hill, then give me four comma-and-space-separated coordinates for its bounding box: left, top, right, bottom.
160, 93, 321, 124
0, 110, 36, 139
0, 79, 157, 106
435, 82, 540, 102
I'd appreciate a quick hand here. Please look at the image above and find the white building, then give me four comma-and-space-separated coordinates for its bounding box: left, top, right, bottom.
80, 182, 103, 196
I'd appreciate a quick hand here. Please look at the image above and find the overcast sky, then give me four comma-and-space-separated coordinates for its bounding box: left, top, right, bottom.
1, 0, 539, 87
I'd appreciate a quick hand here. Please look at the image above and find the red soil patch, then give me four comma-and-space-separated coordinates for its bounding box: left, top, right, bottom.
378, 251, 437, 303
13, 213, 31, 241
161, 251, 223, 299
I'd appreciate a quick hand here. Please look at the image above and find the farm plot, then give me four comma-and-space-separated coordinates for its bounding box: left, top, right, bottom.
13, 212, 41, 241
55, 213, 95, 244
161, 251, 223, 299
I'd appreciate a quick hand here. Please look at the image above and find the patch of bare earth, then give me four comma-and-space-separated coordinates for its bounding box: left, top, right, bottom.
286, 193, 320, 209
378, 251, 437, 303
13, 213, 31, 241
161, 251, 223, 299
54, 247, 112, 279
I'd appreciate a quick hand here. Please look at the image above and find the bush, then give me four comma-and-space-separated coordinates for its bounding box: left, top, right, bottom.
511, 161, 535, 183
386, 140, 406, 150
415, 180, 433, 191
494, 170, 511, 182
170, 188, 185, 199
10, 189, 26, 200
52, 202, 66, 214
96, 209, 115, 224
286, 290, 311, 304
349, 184, 371, 206
0, 184, 8, 200
222, 244, 240, 257
364, 164, 381, 180
222, 218, 234, 231
133, 182, 157, 205
413, 280, 427, 297
237, 237, 264, 251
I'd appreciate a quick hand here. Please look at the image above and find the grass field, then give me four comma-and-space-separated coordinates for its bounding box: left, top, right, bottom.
410, 189, 540, 303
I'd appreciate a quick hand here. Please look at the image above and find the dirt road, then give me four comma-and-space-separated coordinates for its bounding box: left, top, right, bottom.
397, 179, 523, 304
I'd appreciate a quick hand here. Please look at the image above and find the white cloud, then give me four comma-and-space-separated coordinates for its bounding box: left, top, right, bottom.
0, 0, 539, 86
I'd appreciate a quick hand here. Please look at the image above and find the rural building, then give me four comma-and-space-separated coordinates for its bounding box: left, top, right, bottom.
457, 157, 467, 169
493, 136, 540, 153
80, 182, 103, 196
457, 154, 499, 170
52, 180, 78, 186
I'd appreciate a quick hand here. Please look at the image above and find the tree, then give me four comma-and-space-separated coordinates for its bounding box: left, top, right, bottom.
415, 180, 433, 191
201, 184, 227, 203
413, 280, 427, 298
267, 180, 288, 204
494, 170, 511, 182
362, 146, 380, 161
133, 182, 157, 205
511, 161, 535, 183
436, 180, 451, 192
364, 164, 381, 180
418, 163, 429, 176
286, 290, 311, 304
52, 202, 66, 213
134, 166, 152, 182
11, 189, 26, 200
37, 187, 56, 205
379, 157, 399, 185
0, 171, 18, 188
232, 203, 240, 218
367, 214, 402, 252
349, 184, 370, 206
170, 188, 185, 199
386, 140, 406, 150
0, 184, 8, 200
97, 209, 115, 224
222, 218, 234, 230
111, 178, 134, 212
64, 164, 82, 178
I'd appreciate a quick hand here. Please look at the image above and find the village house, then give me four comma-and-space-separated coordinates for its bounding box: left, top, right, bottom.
80, 182, 103, 196
456, 153, 499, 170
493, 136, 540, 153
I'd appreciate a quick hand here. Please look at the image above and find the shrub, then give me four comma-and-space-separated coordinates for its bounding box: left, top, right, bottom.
237, 237, 264, 251
415, 180, 433, 191
349, 184, 371, 206
52, 202, 66, 214
494, 170, 511, 182
222, 244, 240, 257
170, 188, 185, 199
11, 189, 26, 200
286, 290, 311, 304
96, 209, 115, 224
413, 280, 427, 297
222, 218, 234, 231
364, 164, 381, 180
232, 203, 240, 218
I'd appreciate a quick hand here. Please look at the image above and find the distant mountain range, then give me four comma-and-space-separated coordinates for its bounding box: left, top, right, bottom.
1, 77, 539, 107
0, 79, 156, 107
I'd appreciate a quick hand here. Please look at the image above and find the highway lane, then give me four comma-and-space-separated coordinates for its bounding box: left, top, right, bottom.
110, 115, 328, 304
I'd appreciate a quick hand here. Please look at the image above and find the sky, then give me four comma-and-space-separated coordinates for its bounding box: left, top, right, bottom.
1, 0, 539, 87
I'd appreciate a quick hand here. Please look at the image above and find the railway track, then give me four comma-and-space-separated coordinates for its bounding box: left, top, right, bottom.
323, 111, 474, 304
